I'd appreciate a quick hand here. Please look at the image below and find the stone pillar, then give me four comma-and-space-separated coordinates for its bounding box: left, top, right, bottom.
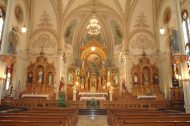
125, 55, 131, 93
0, 0, 15, 54
174, 0, 190, 113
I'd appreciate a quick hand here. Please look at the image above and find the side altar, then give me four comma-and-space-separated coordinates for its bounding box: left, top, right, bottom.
23, 51, 56, 100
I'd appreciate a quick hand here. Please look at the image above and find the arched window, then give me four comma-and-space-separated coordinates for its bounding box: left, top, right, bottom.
4, 64, 13, 91
0, 7, 5, 49
182, 10, 190, 75
182, 10, 190, 52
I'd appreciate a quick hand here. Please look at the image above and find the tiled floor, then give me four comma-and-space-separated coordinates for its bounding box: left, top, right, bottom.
77, 115, 108, 126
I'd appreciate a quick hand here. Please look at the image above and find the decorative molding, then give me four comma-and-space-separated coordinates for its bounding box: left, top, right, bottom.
30, 32, 56, 49
134, 12, 149, 28
38, 11, 52, 27
129, 34, 156, 50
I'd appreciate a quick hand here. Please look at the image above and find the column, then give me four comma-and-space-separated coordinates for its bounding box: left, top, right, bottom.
125, 55, 131, 93
174, 0, 190, 113
0, 0, 15, 54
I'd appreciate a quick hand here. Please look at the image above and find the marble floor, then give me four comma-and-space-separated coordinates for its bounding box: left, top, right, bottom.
77, 115, 108, 126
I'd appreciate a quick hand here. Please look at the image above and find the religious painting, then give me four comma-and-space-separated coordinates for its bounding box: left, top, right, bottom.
87, 54, 101, 76
110, 20, 123, 45
15, 5, 23, 24
64, 19, 78, 44
163, 7, 171, 25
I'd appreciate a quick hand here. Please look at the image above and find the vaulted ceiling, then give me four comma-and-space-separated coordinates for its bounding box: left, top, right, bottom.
23, 0, 164, 57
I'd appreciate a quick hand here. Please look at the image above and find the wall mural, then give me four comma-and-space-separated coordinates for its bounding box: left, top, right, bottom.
64, 19, 78, 44
110, 20, 123, 45
15, 5, 23, 24
81, 33, 105, 45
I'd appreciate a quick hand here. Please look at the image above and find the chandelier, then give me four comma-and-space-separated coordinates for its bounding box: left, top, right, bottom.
87, 0, 101, 35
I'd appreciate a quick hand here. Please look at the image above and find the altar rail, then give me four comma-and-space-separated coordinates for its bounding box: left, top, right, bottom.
100, 100, 169, 109
1, 98, 86, 109
2, 98, 168, 109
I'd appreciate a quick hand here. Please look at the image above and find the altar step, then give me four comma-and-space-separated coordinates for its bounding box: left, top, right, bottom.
78, 109, 107, 115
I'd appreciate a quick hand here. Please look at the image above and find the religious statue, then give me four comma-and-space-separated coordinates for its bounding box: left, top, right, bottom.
113, 73, 118, 85
68, 73, 74, 85
80, 75, 85, 89
109, 84, 114, 101
28, 72, 33, 85
101, 75, 107, 90
122, 79, 126, 94
72, 84, 77, 101
16, 81, 21, 98
143, 68, 149, 85
8, 28, 19, 54
38, 67, 43, 84
153, 74, 159, 85
133, 74, 138, 84
59, 77, 65, 93
48, 73, 53, 85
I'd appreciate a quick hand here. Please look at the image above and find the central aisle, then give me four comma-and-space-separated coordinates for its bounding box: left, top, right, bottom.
77, 115, 108, 126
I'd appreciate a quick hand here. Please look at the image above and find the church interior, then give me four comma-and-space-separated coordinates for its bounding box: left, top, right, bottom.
0, 0, 190, 126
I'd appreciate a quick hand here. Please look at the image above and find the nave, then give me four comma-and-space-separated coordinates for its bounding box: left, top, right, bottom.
0, 105, 190, 126
77, 115, 107, 126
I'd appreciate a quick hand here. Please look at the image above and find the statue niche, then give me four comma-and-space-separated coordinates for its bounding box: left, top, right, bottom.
131, 54, 164, 100
24, 51, 56, 99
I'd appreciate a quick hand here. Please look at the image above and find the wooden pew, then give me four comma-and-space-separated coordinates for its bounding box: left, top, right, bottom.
0, 120, 63, 126
108, 109, 190, 126
0, 107, 78, 126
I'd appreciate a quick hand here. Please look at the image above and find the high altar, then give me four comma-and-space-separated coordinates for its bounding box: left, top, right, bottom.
66, 39, 119, 101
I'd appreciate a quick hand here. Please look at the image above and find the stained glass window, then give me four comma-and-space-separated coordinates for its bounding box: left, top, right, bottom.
182, 10, 190, 52
0, 8, 5, 49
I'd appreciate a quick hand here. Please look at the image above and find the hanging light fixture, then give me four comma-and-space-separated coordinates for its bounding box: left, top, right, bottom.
87, 0, 101, 36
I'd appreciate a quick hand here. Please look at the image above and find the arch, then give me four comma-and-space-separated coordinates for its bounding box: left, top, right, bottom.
80, 39, 106, 60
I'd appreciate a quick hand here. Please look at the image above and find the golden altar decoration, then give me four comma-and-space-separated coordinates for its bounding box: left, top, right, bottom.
131, 53, 164, 100
67, 39, 119, 100
24, 51, 56, 99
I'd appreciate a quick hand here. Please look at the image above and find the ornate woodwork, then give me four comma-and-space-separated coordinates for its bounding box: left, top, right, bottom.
24, 51, 56, 99
67, 39, 119, 101
131, 53, 164, 100
170, 87, 184, 107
